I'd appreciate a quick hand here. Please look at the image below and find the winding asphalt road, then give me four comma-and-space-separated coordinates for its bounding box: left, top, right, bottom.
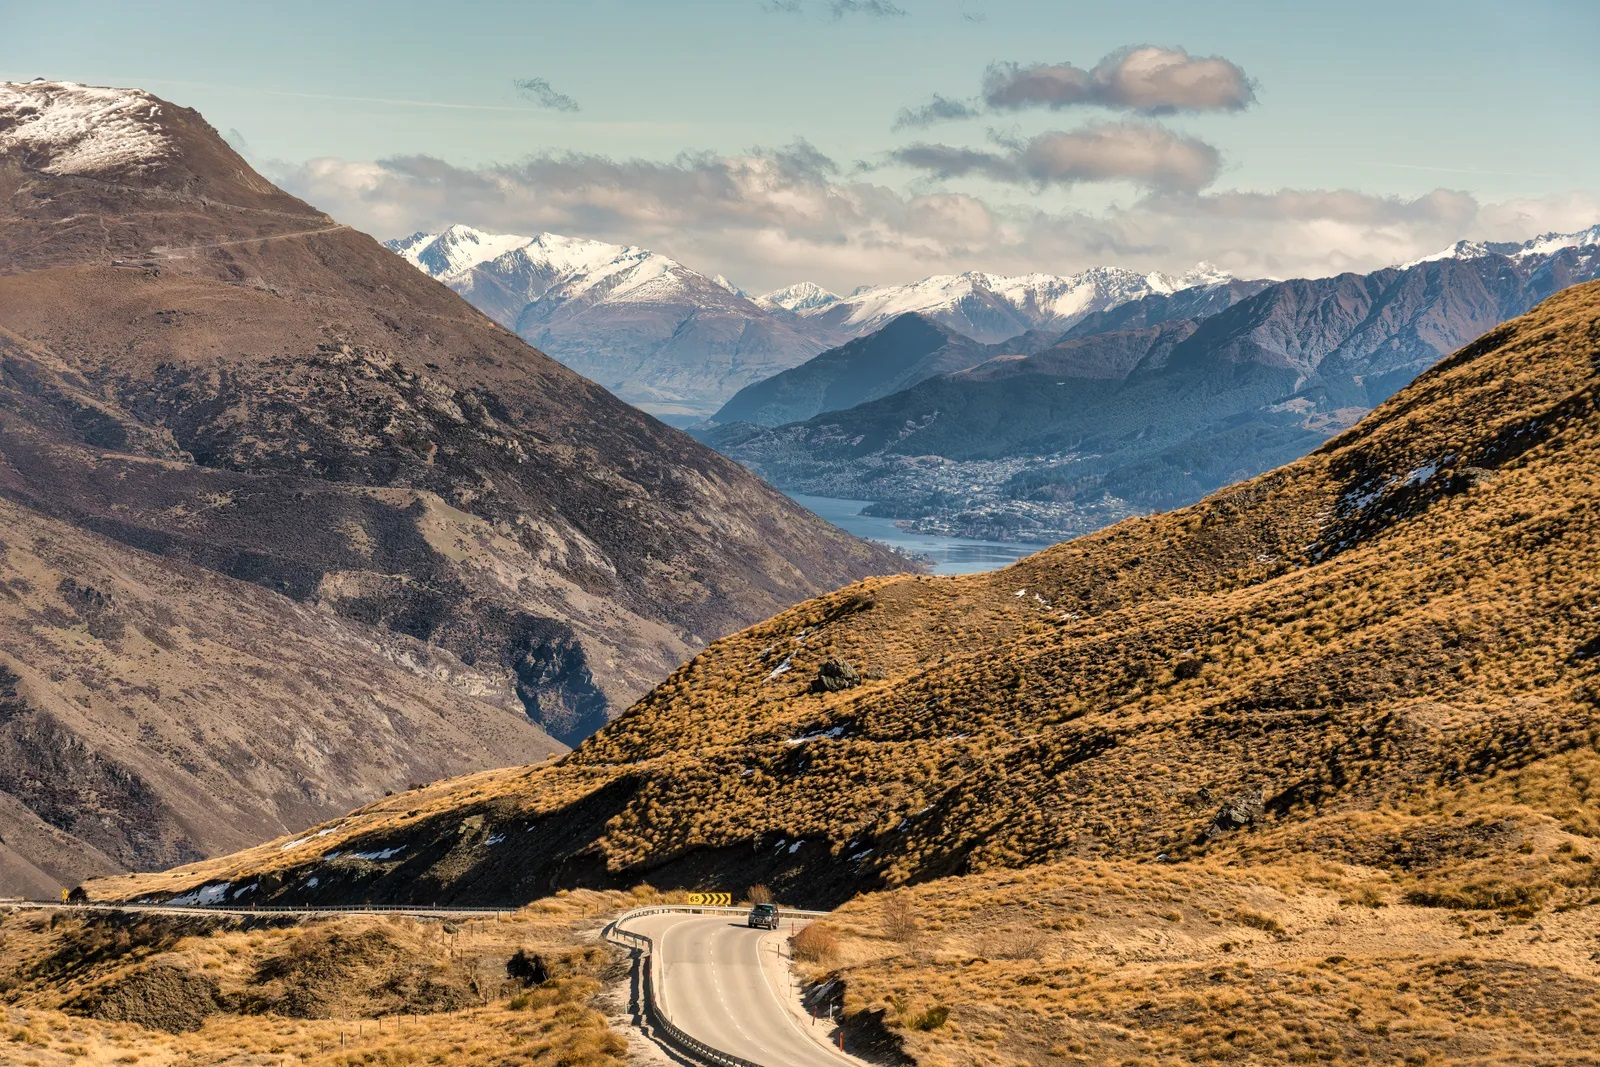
622, 912, 860, 1067
12, 901, 857, 1066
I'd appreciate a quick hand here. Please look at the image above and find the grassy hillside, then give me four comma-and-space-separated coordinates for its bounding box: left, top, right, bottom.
807, 819, 1600, 1066
97, 280, 1600, 920
0, 890, 651, 1066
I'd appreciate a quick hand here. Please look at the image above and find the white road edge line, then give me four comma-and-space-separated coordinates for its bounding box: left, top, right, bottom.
756, 924, 867, 1067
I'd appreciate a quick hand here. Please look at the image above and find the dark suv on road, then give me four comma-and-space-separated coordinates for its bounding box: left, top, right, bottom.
747, 902, 779, 929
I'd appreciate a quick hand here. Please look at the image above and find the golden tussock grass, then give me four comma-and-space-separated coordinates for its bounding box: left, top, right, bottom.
808, 841, 1600, 1066
0, 890, 649, 1067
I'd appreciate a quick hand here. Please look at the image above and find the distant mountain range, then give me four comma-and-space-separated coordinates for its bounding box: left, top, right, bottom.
716, 277, 1270, 427
701, 227, 1600, 542
390, 225, 1242, 418
388, 226, 828, 419
761, 263, 1238, 346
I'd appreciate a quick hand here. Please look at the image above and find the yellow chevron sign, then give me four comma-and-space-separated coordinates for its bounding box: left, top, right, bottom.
687, 892, 732, 907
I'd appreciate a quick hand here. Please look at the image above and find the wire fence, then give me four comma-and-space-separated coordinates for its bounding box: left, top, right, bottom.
7, 900, 515, 917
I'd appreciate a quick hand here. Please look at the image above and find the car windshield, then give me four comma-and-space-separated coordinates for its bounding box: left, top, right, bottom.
754, 904, 776, 913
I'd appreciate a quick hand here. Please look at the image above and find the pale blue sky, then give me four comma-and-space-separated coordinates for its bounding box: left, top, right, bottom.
7, 0, 1598, 290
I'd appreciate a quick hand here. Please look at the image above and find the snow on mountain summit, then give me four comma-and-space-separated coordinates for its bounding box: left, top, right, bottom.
756, 282, 842, 313
391, 225, 536, 279
1162, 261, 1235, 289
390, 224, 751, 309
1402, 226, 1600, 269
392, 225, 643, 286
787, 264, 1238, 344
388, 225, 828, 413
0, 81, 170, 176
1513, 225, 1600, 259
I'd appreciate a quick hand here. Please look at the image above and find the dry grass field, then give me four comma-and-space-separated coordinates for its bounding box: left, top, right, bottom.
0, 888, 662, 1066
803, 752, 1600, 1065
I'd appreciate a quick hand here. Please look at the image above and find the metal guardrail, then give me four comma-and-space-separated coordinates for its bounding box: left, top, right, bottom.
603, 904, 831, 1067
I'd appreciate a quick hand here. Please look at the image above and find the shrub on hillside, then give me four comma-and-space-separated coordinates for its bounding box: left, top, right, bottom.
881, 893, 921, 944
792, 922, 839, 964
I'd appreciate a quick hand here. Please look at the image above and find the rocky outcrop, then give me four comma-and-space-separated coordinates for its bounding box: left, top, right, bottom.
1205, 787, 1267, 840
812, 659, 862, 693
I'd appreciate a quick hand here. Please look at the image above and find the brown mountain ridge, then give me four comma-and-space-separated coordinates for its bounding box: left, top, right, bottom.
0, 81, 901, 893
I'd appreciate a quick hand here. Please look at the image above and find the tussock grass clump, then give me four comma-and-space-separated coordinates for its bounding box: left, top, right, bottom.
792, 922, 840, 964
1233, 909, 1286, 936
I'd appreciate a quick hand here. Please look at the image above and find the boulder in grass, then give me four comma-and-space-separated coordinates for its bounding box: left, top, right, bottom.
812, 659, 861, 693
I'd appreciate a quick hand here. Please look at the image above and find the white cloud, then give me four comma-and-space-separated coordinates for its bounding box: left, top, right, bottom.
892, 124, 1222, 193
898, 46, 1256, 130
979, 46, 1257, 116
272, 146, 1600, 293
762, 0, 906, 17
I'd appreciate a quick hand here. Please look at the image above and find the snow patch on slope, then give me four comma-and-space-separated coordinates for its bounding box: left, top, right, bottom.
0, 81, 170, 176
167, 882, 231, 907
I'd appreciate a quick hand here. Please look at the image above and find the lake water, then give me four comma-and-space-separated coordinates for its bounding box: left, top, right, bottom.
786, 493, 1053, 575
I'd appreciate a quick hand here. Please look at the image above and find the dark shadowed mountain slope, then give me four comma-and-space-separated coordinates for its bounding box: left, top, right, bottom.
104, 282, 1600, 913
708, 245, 1600, 527
0, 494, 564, 897
0, 81, 901, 886
710, 312, 996, 426
711, 277, 1268, 429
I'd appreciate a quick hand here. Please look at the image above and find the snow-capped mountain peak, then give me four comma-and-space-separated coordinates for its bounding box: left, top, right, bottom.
1512, 224, 1600, 259
387, 224, 828, 414
0, 80, 169, 176
779, 263, 1238, 344
392, 224, 653, 286
1401, 225, 1600, 269
1404, 239, 1493, 268
391, 224, 543, 279
756, 281, 841, 313
1170, 261, 1235, 288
